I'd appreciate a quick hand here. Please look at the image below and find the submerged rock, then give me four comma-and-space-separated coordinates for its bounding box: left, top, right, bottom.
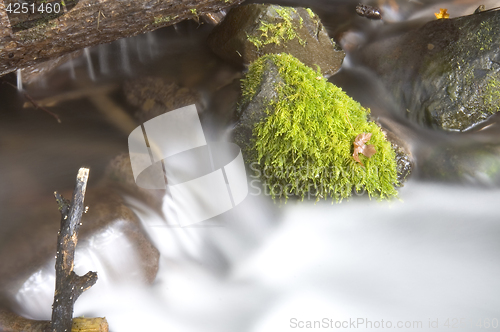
124, 77, 200, 123
233, 53, 409, 201
104, 153, 165, 213
361, 10, 500, 131
419, 143, 500, 185
208, 4, 345, 77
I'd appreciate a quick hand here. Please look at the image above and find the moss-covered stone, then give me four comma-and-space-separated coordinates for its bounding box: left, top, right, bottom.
207, 4, 345, 77
361, 10, 500, 131
234, 54, 400, 201
246, 6, 305, 50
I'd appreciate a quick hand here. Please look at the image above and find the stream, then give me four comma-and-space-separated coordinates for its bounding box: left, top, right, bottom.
0, 0, 500, 331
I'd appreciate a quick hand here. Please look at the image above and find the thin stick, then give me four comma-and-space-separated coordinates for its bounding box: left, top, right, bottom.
2, 81, 62, 123
51, 168, 97, 332
0, 168, 107, 332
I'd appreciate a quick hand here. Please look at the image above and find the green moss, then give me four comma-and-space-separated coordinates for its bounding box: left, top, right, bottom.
483, 76, 500, 114
306, 8, 315, 19
153, 15, 177, 25
247, 6, 304, 50
15, 18, 58, 41
476, 21, 493, 51
243, 53, 399, 201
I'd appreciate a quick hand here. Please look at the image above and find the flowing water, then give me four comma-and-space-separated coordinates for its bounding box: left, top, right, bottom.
1, 1, 500, 331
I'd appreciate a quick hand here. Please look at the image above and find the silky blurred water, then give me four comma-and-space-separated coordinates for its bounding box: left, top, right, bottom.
1, 1, 500, 331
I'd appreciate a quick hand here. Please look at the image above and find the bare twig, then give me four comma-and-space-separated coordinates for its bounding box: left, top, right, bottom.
51, 168, 98, 332
2, 80, 61, 123
21, 83, 119, 108
0, 168, 107, 332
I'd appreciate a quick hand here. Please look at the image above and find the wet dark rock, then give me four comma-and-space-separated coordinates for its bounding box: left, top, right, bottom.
368, 116, 413, 184
124, 77, 200, 123
361, 10, 500, 131
207, 4, 345, 77
233, 57, 412, 185
356, 4, 382, 20
392, 143, 412, 184
419, 143, 500, 185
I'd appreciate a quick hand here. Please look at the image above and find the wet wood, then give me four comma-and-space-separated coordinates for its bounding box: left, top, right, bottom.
22, 83, 119, 108
69, 317, 108, 332
0, 0, 243, 77
0, 309, 51, 332
51, 168, 99, 332
0, 310, 107, 332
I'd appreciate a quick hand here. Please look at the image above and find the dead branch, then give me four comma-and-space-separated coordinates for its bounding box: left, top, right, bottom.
51, 168, 99, 332
0, 168, 107, 332
2, 80, 61, 123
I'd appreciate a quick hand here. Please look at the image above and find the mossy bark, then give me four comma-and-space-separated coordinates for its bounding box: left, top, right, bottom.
0, 0, 243, 77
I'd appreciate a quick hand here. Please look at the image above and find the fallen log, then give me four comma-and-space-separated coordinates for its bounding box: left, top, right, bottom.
0, 0, 242, 77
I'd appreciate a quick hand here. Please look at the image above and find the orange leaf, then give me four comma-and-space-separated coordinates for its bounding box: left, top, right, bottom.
435, 8, 449, 19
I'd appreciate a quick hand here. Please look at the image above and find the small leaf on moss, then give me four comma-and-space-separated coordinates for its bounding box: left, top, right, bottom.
353, 133, 376, 167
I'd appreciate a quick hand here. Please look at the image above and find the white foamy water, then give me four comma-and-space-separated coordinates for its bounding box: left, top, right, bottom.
63, 181, 499, 332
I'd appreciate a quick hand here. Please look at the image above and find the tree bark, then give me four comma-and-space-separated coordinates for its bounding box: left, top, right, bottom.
0, 0, 243, 77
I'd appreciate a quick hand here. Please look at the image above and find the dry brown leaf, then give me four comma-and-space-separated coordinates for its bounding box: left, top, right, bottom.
353, 133, 377, 167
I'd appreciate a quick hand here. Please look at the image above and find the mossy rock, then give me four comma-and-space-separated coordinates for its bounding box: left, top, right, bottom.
207, 4, 345, 77
361, 10, 500, 131
233, 53, 404, 202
